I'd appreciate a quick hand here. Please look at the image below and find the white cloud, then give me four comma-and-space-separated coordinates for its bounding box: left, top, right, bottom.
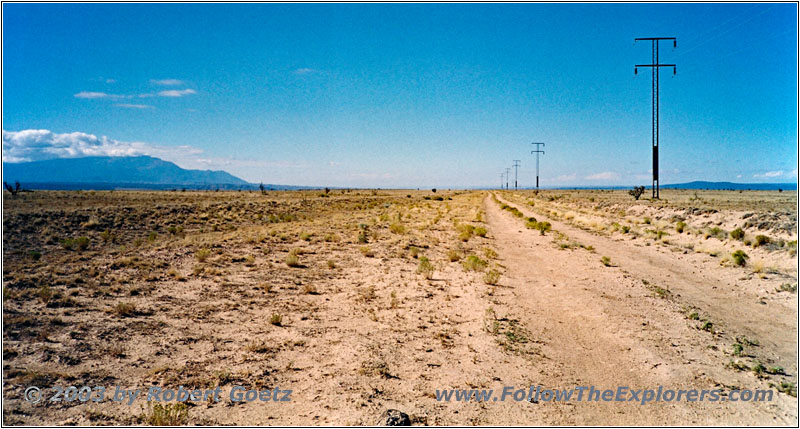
157, 89, 197, 97
74, 91, 118, 99
293, 68, 319, 75
3, 129, 151, 162
1, 129, 305, 183
1, 129, 200, 166
348, 172, 395, 180
114, 103, 154, 109
75, 87, 196, 100
151, 79, 185, 86
753, 170, 784, 178
105, 79, 116, 84
556, 173, 577, 181
585, 171, 620, 181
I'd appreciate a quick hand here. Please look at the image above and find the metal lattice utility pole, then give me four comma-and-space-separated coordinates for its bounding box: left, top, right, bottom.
500, 172, 505, 190
530, 142, 545, 190
505, 168, 511, 190
635, 37, 676, 199
512, 160, 521, 190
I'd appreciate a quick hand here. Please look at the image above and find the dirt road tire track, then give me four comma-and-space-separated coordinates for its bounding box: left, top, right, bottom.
484, 192, 797, 425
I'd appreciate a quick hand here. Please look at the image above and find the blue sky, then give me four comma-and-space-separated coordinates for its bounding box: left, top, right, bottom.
2, 3, 797, 188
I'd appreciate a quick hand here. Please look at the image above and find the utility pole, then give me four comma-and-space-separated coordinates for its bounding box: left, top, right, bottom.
512, 160, 521, 190
500, 172, 505, 190
635, 36, 676, 199
505, 168, 511, 190
530, 142, 545, 190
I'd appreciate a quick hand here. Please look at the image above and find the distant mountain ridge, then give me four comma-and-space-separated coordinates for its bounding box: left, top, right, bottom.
662, 181, 796, 191
2, 156, 249, 188
526, 181, 796, 191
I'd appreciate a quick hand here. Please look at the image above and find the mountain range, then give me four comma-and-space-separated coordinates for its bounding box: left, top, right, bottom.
1, 156, 796, 191
2, 156, 263, 190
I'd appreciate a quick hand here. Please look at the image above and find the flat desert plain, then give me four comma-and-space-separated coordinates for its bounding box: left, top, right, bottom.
2, 188, 797, 425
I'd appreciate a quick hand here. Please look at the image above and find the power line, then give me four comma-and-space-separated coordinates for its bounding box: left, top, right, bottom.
512, 160, 521, 190
505, 167, 511, 190
635, 37, 677, 199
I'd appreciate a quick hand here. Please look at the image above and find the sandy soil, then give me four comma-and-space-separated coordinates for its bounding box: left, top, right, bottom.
2, 189, 797, 425
488, 192, 797, 425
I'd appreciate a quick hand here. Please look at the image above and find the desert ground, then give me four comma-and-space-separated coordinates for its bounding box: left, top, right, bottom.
2, 188, 797, 425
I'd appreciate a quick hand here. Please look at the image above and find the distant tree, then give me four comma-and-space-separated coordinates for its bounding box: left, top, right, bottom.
324, 187, 330, 194
431, 188, 437, 193
259, 182, 266, 195
4, 181, 21, 197
628, 186, 645, 200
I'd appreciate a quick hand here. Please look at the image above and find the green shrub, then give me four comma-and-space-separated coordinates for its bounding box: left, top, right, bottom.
114, 302, 137, 317
100, 229, 115, 243
195, 248, 211, 262
141, 403, 188, 426
447, 249, 461, 262
462, 255, 488, 272
474, 227, 487, 237
285, 252, 301, 267
417, 256, 435, 279
730, 228, 745, 240
359, 246, 375, 257
524, 218, 551, 235
37, 285, 53, 303
767, 366, 785, 375
536, 221, 552, 235
74, 236, 89, 250
776, 381, 797, 397
706, 227, 726, 240
731, 250, 749, 267
628, 186, 645, 200
754, 235, 770, 247
483, 269, 501, 285
61, 238, 75, 250
675, 221, 687, 233
389, 223, 405, 234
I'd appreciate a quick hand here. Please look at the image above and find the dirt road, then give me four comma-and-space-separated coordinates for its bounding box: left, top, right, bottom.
484, 193, 797, 425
